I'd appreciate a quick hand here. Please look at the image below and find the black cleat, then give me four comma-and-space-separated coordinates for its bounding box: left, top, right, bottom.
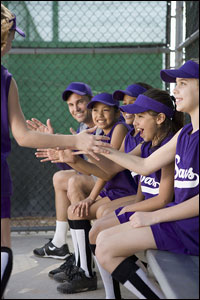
57, 266, 97, 294
33, 239, 69, 259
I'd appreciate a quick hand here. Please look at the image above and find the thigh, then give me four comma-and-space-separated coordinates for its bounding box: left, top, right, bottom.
88, 196, 110, 219
101, 199, 135, 217
77, 174, 96, 195
97, 222, 157, 257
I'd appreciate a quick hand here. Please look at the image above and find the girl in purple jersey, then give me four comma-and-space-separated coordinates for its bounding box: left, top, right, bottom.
1, 4, 110, 250
113, 82, 153, 127
88, 88, 183, 299
93, 59, 199, 299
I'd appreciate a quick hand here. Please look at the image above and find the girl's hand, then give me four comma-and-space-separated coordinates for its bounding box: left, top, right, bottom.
51, 149, 77, 164
129, 211, 156, 228
35, 148, 59, 162
26, 118, 54, 134
74, 126, 111, 160
71, 197, 95, 217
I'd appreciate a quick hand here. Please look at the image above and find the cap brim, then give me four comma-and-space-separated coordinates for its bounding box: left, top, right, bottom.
15, 27, 25, 37
160, 69, 194, 82
120, 104, 147, 114
62, 90, 86, 101
87, 100, 118, 109
113, 90, 133, 100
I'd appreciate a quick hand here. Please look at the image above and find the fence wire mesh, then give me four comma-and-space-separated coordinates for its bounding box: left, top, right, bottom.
1, 1, 198, 231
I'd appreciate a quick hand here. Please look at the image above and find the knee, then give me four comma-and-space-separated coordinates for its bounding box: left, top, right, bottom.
67, 205, 74, 220
89, 220, 102, 244
67, 175, 81, 195
53, 171, 67, 189
95, 231, 110, 267
96, 204, 106, 219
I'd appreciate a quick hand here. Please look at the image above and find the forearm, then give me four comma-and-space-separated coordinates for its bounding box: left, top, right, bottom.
125, 194, 172, 213
88, 153, 124, 177
101, 148, 150, 175
15, 127, 76, 149
67, 156, 111, 180
152, 194, 199, 223
89, 179, 107, 201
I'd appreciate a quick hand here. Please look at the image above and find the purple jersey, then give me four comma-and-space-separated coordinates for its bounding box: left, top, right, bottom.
140, 134, 173, 199
100, 121, 138, 200
116, 133, 174, 223
124, 129, 143, 188
151, 124, 199, 255
1, 65, 12, 198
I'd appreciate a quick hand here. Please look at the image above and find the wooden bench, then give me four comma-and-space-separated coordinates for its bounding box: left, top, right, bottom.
146, 249, 199, 299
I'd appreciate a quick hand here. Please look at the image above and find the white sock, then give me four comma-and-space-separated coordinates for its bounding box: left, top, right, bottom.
52, 220, 68, 248
124, 268, 164, 299
1, 252, 9, 280
76, 229, 91, 277
70, 228, 79, 266
94, 256, 116, 299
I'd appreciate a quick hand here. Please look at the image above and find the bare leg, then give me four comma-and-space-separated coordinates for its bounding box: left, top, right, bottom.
96, 222, 156, 273
95, 223, 164, 298
96, 194, 137, 219
53, 170, 77, 221
89, 212, 120, 244
67, 174, 96, 204
1, 218, 11, 248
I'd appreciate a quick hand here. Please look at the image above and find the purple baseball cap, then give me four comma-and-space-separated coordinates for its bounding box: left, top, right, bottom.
120, 94, 174, 119
113, 84, 147, 101
87, 93, 119, 109
9, 15, 25, 37
62, 82, 93, 101
160, 60, 199, 83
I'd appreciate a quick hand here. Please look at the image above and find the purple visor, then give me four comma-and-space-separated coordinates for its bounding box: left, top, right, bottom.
9, 16, 25, 37
113, 84, 147, 100
120, 94, 175, 119
160, 60, 199, 82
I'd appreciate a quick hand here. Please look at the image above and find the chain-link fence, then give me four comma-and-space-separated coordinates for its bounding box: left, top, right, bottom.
1, 1, 198, 231
185, 1, 199, 60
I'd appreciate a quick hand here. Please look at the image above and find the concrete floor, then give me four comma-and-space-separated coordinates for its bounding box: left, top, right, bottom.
5, 231, 137, 299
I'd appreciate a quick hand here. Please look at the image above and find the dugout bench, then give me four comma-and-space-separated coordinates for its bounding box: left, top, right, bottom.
146, 249, 199, 299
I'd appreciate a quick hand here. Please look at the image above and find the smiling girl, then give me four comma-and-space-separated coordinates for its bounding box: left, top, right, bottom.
94, 59, 199, 299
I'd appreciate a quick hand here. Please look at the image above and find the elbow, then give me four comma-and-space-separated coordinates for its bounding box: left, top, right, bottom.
15, 135, 27, 147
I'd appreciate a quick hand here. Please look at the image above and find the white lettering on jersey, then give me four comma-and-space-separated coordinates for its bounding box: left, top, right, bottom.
140, 175, 160, 194
174, 154, 199, 188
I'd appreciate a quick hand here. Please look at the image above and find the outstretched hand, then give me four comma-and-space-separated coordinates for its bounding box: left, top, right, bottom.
26, 118, 54, 134
75, 126, 112, 160
35, 148, 76, 164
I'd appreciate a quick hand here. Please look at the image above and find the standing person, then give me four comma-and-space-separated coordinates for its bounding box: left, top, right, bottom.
94, 59, 199, 299
1, 4, 109, 297
113, 82, 153, 126
30, 82, 102, 261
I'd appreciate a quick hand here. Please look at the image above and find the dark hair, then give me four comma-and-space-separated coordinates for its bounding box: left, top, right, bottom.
142, 88, 184, 146
135, 82, 153, 90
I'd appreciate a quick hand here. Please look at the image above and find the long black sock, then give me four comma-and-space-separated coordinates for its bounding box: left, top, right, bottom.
72, 219, 93, 277
112, 256, 164, 299
90, 243, 121, 299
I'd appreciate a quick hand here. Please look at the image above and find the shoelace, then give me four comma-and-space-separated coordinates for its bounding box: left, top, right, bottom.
67, 266, 85, 282
60, 254, 74, 270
